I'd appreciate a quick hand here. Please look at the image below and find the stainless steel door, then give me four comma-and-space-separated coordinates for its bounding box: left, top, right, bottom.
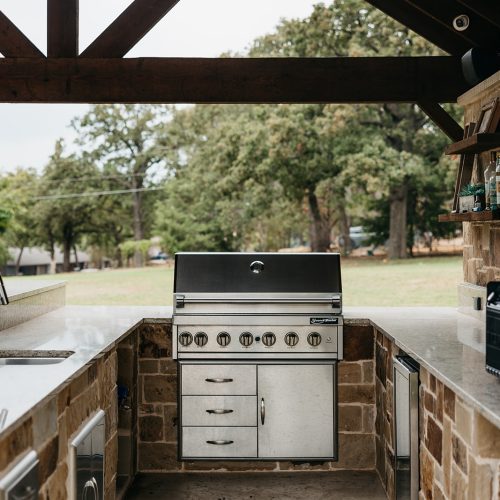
70, 410, 105, 500
393, 356, 419, 500
257, 363, 336, 459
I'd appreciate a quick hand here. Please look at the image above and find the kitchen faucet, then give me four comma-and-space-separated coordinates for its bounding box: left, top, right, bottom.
0, 272, 8, 305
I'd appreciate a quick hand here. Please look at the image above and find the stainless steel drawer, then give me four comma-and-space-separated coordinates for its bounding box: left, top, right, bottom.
181, 427, 257, 458
181, 364, 256, 395
182, 396, 257, 426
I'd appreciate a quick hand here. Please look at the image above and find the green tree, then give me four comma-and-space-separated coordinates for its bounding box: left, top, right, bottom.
37, 141, 99, 272
73, 104, 170, 265
0, 168, 39, 272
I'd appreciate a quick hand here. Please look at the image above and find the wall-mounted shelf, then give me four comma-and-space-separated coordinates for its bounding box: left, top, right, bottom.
439, 211, 500, 222
445, 133, 500, 155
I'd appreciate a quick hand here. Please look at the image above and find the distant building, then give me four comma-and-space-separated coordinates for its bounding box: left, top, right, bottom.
2, 247, 91, 276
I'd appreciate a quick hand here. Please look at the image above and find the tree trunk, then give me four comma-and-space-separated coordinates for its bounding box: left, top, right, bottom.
15, 247, 24, 275
49, 243, 56, 275
73, 245, 80, 270
63, 239, 72, 272
132, 182, 144, 267
338, 204, 351, 256
388, 183, 408, 259
307, 192, 331, 252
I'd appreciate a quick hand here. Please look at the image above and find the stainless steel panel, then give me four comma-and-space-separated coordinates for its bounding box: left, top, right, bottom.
181, 427, 257, 458
181, 364, 256, 395
174, 324, 341, 359
182, 396, 257, 426
393, 356, 419, 500
0, 451, 38, 500
69, 410, 105, 500
257, 364, 336, 459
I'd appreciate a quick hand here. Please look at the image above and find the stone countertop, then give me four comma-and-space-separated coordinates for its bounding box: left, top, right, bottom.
3, 279, 66, 302
0, 305, 172, 437
345, 307, 500, 429
1, 304, 499, 438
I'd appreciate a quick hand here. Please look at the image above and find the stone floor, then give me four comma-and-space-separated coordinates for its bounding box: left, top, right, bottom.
125, 471, 387, 500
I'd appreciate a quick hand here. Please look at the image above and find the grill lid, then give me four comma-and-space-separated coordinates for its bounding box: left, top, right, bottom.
174, 252, 342, 294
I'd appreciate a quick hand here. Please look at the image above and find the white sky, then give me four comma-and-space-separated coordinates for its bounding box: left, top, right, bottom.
0, 0, 318, 173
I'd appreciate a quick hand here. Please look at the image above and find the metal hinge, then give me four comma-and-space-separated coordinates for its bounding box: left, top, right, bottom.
175, 295, 185, 308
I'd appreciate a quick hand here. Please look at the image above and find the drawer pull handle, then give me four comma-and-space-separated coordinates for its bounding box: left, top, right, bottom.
206, 409, 234, 414
206, 440, 234, 445
205, 378, 233, 383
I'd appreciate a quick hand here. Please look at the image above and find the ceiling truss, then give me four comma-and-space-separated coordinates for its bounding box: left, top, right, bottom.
1, 0, 498, 136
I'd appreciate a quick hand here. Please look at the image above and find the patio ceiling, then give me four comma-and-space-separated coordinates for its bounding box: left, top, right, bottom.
0, 0, 498, 139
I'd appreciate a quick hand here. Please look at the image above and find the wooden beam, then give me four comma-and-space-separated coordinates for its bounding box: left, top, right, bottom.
80, 0, 180, 58
417, 102, 464, 142
455, 0, 500, 30
0, 57, 469, 104
0, 11, 44, 57
405, 0, 500, 49
364, 0, 470, 55
47, 0, 78, 57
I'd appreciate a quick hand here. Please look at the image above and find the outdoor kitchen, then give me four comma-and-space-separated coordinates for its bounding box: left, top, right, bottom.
1, 1, 500, 500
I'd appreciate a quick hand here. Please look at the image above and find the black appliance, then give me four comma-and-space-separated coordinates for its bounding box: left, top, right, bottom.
486, 282, 500, 377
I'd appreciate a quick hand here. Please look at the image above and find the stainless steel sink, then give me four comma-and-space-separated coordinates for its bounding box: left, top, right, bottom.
0, 350, 73, 366
0, 357, 67, 366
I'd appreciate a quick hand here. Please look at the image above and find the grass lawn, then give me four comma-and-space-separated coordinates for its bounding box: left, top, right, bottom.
8, 255, 462, 307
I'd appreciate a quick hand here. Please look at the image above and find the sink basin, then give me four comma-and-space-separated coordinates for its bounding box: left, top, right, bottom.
0, 357, 66, 366
0, 350, 73, 366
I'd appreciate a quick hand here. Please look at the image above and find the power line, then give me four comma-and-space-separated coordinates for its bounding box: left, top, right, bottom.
34, 187, 164, 201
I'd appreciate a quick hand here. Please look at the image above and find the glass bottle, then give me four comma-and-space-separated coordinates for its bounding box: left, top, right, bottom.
490, 152, 497, 210
496, 152, 500, 211
485, 154, 493, 209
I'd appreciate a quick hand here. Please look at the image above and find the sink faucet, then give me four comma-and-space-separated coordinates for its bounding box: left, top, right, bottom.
0, 408, 7, 429
0, 273, 8, 305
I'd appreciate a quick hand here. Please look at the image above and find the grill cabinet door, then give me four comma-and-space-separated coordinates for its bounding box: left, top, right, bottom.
257, 364, 336, 459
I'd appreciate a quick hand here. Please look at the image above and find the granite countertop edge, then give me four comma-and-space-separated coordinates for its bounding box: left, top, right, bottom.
1, 305, 499, 439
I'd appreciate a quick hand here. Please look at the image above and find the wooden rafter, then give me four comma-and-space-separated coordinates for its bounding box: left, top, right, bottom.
364, 0, 470, 55
47, 0, 79, 58
405, 0, 500, 49
455, 0, 500, 30
0, 11, 44, 58
80, 0, 180, 58
0, 56, 469, 104
417, 102, 464, 142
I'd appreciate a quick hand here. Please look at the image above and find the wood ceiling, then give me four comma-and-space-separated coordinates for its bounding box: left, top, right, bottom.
0, 0, 499, 139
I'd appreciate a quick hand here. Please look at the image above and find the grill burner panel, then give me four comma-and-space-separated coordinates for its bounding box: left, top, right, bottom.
173, 252, 343, 361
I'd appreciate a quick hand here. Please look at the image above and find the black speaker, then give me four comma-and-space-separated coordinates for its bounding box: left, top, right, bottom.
462, 49, 500, 87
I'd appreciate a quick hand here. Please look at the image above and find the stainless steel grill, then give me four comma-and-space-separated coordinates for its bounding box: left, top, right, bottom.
173, 252, 343, 361
172, 252, 343, 461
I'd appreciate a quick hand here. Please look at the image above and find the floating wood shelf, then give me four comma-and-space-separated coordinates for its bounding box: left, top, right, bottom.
439, 211, 500, 222
445, 133, 500, 155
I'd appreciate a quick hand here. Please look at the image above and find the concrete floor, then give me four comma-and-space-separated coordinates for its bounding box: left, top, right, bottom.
125, 471, 387, 500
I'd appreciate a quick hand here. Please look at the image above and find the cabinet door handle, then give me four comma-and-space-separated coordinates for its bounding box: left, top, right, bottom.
206, 409, 234, 414
206, 440, 234, 445
260, 397, 265, 425
205, 378, 233, 383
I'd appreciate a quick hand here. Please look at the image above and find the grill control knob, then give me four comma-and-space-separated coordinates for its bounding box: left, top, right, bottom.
178, 331, 193, 347
285, 332, 299, 347
262, 332, 276, 347
308, 332, 322, 347
217, 332, 231, 347
194, 332, 208, 347
239, 332, 254, 347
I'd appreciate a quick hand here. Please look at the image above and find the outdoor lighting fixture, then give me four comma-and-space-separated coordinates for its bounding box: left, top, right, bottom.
453, 14, 470, 32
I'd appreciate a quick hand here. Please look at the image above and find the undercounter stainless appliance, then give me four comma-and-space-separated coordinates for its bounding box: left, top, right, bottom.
393, 356, 419, 500
69, 410, 105, 500
173, 252, 343, 461
486, 282, 500, 377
